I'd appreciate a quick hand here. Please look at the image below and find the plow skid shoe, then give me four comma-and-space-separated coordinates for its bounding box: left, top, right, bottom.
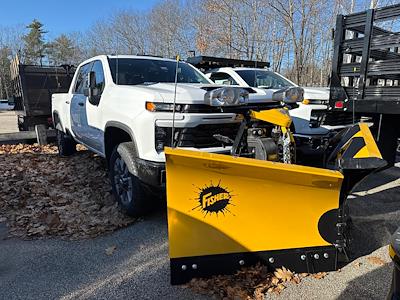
165, 147, 344, 284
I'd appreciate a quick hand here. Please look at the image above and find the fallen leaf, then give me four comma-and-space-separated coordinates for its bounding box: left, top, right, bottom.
367, 256, 386, 266
0, 144, 135, 240
292, 275, 301, 284
353, 262, 362, 268
312, 272, 327, 279
277, 283, 286, 291
105, 245, 117, 256
271, 277, 279, 285
274, 267, 293, 282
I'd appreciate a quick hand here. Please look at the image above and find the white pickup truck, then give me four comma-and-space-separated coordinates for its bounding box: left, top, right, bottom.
203, 67, 355, 135
52, 55, 288, 216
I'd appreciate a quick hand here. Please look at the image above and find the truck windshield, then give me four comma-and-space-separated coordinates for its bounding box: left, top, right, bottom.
236, 70, 293, 89
109, 58, 209, 85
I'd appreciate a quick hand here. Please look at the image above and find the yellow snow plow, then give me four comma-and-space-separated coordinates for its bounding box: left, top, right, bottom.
165, 87, 386, 284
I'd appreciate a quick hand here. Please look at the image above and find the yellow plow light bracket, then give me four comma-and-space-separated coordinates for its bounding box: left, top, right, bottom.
250, 108, 292, 128
165, 147, 344, 284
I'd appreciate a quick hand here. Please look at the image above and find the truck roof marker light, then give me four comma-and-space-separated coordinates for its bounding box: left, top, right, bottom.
335, 101, 344, 109
302, 99, 310, 105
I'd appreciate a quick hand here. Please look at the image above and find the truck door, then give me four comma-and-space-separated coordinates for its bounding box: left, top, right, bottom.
81, 60, 105, 153
70, 62, 93, 141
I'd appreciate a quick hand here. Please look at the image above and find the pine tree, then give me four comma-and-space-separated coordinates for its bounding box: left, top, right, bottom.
22, 19, 47, 65
46, 34, 76, 65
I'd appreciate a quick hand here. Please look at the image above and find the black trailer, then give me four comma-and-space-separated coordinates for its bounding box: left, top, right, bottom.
9, 56, 75, 131
330, 4, 400, 165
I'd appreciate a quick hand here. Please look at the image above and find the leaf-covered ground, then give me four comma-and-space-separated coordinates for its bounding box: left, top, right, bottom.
187, 264, 327, 299
0, 144, 135, 239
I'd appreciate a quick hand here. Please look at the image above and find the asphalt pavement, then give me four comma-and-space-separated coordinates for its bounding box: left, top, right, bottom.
0, 212, 208, 300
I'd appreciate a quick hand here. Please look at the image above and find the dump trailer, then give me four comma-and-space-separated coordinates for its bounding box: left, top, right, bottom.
10, 55, 75, 131
165, 85, 386, 284
330, 4, 400, 166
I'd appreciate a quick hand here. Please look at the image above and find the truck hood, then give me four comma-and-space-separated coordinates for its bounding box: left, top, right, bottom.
140, 83, 209, 104
255, 86, 329, 102
132, 83, 277, 104
302, 87, 330, 101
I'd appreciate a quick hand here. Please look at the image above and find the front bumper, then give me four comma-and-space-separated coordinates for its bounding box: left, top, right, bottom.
136, 158, 165, 188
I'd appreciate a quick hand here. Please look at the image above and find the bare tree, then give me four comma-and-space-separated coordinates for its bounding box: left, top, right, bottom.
148, 0, 194, 58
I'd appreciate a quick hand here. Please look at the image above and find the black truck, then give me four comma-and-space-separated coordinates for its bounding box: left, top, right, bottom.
330, 4, 400, 166
9, 55, 75, 131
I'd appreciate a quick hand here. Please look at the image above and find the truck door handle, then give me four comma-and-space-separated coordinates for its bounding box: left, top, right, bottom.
78, 102, 84, 106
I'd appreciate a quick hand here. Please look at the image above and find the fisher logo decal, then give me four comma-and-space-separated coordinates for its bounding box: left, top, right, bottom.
192, 180, 235, 217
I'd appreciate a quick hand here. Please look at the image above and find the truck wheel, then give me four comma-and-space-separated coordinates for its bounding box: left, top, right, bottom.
56, 129, 76, 156
109, 145, 147, 217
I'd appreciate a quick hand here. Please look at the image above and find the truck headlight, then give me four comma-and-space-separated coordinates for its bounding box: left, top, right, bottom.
272, 87, 304, 103
146, 102, 182, 112
204, 87, 249, 106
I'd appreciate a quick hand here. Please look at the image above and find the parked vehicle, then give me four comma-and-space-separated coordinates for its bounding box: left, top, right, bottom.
188, 56, 356, 133
330, 3, 400, 166
9, 55, 75, 131
52, 55, 296, 216
188, 56, 356, 165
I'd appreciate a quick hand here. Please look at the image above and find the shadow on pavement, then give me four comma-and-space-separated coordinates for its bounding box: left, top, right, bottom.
347, 165, 400, 259
337, 264, 393, 300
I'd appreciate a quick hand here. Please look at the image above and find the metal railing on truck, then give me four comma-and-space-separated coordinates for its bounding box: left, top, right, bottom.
329, 4, 400, 166
330, 3, 400, 114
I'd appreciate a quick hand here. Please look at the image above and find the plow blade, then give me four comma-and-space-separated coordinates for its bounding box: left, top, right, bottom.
165, 147, 344, 284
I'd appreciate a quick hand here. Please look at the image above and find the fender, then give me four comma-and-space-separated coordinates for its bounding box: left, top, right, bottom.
105, 121, 136, 143
117, 142, 139, 177
117, 142, 165, 187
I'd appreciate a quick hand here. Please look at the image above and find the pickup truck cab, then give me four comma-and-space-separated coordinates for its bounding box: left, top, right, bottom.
52, 55, 280, 216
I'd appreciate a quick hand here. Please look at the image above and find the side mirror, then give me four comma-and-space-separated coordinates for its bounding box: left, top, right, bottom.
85, 71, 100, 105
88, 71, 96, 89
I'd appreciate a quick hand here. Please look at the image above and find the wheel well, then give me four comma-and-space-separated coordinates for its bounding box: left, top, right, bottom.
53, 112, 60, 126
52, 112, 63, 131
104, 126, 132, 162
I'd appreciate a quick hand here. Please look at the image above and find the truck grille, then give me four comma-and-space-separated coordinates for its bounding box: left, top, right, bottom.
176, 123, 240, 148
322, 111, 359, 126
311, 110, 359, 126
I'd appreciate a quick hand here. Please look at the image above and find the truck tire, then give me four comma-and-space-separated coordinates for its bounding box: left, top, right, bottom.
109, 144, 147, 217
56, 129, 76, 157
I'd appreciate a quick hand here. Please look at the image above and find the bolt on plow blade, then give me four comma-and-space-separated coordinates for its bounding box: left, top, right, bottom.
165, 147, 345, 284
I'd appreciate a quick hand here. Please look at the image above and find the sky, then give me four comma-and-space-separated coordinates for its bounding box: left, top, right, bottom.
0, 0, 160, 38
